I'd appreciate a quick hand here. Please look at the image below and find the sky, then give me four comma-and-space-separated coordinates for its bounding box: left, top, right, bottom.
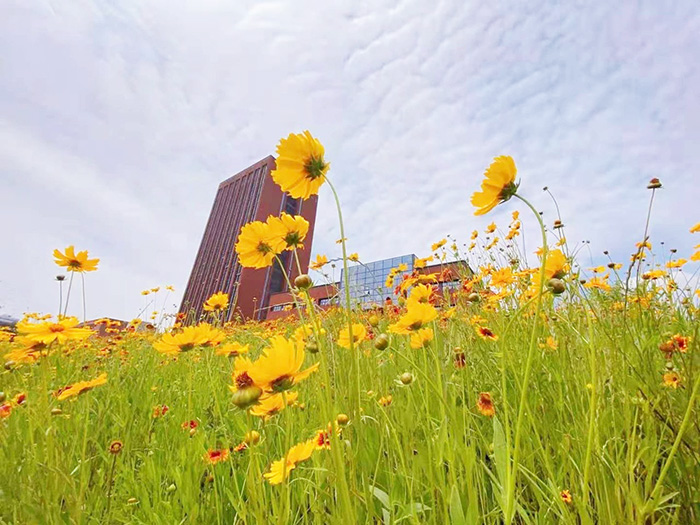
1, 0, 699, 321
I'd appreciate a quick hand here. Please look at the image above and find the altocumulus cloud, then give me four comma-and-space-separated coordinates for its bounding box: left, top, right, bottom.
1, 1, 699, 319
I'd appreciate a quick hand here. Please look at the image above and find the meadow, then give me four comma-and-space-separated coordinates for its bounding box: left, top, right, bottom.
1, 133, 699, 524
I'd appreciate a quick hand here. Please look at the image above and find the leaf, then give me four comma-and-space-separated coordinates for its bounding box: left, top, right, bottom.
449, 485, 467, 525
493, 416, 508, 505
370, 485, 391, 510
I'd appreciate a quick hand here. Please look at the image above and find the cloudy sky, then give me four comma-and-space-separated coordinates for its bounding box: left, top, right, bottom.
2, 1, 699, 321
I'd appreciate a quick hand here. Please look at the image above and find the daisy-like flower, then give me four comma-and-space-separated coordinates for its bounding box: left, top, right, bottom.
689, 222, 700, 233
663, 371, 681, 389
665, 259, 687, 269
584, 275, 611, 292
431, 239, 447, 251
54, 373, 108, 401
249, 391, 298, 419
336, 323, 367, 349
271, 131, 329, 200
388, 302, 438, 335
196, 323, 226, 347
470, 158, 519, 214
476, 326, 498, 342
215, 341, 250, 357
407, 284, 434, 306
204, 448, 230, 465
477, 392, 495, 417
203, 292, 229, 312
309, 254, 329, 270
410, 327, 434, 349
544, 249, 569, 280
235, 221, 285, 269
17, 317, 93, 346
268, 213, 310, 250
486, 222, 497, 234
264, 438, 317, 485
348, 253, 360, 262
0, 403, 11, 419
560, 490, 573, 505
248, 336, 319, 393
53, 246, 100, 273
152, 325, 210, 355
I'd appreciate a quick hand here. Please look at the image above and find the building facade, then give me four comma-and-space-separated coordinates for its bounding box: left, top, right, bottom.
264, 255, 470, 320
179, 156, 318, 322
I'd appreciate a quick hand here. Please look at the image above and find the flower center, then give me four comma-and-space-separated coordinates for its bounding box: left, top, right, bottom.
284, 232, 301, 246
304, 155, 327, 180
256, 242, 272, 254
235, 372, 254, 389
49, 324, 66, 333
179, 343, 195, 352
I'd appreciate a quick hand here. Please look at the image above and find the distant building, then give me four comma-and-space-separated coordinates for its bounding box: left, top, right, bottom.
263, 255, 469, 320
179, 156, 318, 322
0, 314, 18, 329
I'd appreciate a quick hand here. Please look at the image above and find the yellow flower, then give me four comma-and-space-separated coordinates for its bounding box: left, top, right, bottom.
477, 392, 495, 417
54, 373, 107, 401
215, 341, 249, 357
642, 269, 666, 280
203, 292, 229, 312
431, 239, 447, 251
663, 371, 681, 389
389, 302, 438, 334
476, 326, 498, 342
560, 490, 573, 505
348, 253, 359, 262
665, 259, 687, 269
268, 213, 310, 249
310, 254, 329, 270
410, 327, 434, 349
544, 249, 569, 280
584, 275, 611, 292
337, 323, 367, 349
53, 246, 100, 272
413, 256, 433, 269
471, 156, 518, 216
204, 448, 230, 465
153, 325, 210, 355
235, 221, 285, 269
248, 336, 319, 392
264, 438, 317, 485
17, 317, 93, 346
271, 131, 329, 200
689, 222, 700, 233
249, 391, 298, 419
378, 394, 393, 407
486, 222, 497, 234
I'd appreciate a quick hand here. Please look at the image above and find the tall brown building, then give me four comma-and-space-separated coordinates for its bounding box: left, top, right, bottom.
179, 156, 318, 322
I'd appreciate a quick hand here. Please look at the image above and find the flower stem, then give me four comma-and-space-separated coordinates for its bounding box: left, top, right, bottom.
504, 193, 548, 524
63, 272, 75, 318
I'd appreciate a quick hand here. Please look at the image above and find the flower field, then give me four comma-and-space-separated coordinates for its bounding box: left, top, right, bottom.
1, 133, 699, 524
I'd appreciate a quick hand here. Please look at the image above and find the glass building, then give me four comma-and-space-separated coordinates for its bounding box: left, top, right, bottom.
340, 254, 416, 307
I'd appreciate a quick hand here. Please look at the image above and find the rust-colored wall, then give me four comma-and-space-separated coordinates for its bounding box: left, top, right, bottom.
264, 282, 339, 320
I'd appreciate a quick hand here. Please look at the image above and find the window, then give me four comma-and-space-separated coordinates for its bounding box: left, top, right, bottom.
272, 304, 284, 312
319, 298, 331, 306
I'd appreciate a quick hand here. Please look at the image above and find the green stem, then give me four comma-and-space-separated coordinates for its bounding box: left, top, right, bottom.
504, 193, 548, 524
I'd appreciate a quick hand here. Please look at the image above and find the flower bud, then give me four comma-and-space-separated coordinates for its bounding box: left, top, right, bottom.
294, 274, 313, 290
189, 427, 197, 437
4, 361, 15, 371
400, 372, 414, 385
166, 483, 177, 493
109, 440, 123, 455
51, 408, 63, 416
127, 498, 139, 505
232, 386, 262, 409
547, 278, 566, 295
336, 413, 350, 426
374, 333, 389, 351
647, 178, 662, 189
244, 430, 261, 445
0, 392, 5, 403
368, 314, 380, 327
467, 293, 480, 303
305, 340, 319, 354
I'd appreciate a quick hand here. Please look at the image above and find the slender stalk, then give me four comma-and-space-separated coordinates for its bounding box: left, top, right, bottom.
63, 272, 75, 318
325, 178, 360, 417
105, 453, 118, 523
81, 272, 87, 322
504, 193, 548, 524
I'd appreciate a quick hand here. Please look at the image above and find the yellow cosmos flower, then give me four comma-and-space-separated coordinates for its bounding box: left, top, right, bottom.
410, 327, 434, 349
584, 275, 611, 292
54, 373, 107, 401
17, 317, 93, 346
665, 259, 687, 269
271, 131, 329, 200
309, 254, 329, 270
53, 246, 100, 272
407, 284, 434, 306
215, 341, 249, 357
389, 302, 438, 335
268, 213, 310, 249
203, 291, 229, 312
471, 156, 518, 216
689, 222, 700, 233
336, 323, 367, 349
249, 391, 298, 419
152, 325, 210, 355
431, 239, 447, 251
235, 221, 285, 269
264, 438, 317, 485
544, 249, 569, 280
348, 253, 359, 262
248, 336, 319, 392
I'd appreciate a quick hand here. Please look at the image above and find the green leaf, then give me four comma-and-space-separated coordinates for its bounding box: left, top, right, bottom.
449, 485, 467, 525
493, 416, 508, 505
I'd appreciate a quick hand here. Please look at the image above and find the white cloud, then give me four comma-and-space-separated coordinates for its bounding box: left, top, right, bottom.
1, 0, 699, 319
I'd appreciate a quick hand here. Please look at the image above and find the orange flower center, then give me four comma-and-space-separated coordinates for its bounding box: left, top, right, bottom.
49, 324, 66, 333
235, 372, 254, 389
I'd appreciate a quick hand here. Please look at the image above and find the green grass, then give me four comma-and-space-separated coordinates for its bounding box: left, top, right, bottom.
1, 278, 698, 524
